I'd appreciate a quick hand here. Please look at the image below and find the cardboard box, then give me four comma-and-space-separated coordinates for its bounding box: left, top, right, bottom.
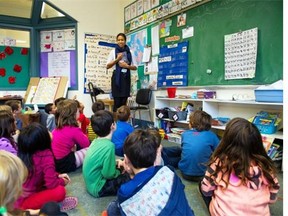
255, 90, 283, 103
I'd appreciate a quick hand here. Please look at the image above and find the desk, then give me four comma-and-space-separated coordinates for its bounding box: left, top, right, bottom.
102, 99, 114, 112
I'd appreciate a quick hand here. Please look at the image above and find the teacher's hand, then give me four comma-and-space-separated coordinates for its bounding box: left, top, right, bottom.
119, 61, 129, 68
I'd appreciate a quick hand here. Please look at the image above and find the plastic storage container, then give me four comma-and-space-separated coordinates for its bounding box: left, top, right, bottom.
254, 90, 283, 103
168, 111, 187, 121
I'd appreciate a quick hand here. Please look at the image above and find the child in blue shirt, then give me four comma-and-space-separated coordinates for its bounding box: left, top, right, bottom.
179, 110, 220, 182
112, 105, 134, 157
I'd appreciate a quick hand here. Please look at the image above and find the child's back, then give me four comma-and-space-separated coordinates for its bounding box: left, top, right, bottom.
179, 110, 219, 181
200, 117, 280, 216
111, 105, 134, 157
111, 129, 194, 216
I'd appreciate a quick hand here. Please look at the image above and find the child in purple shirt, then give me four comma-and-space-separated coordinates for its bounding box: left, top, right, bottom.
52, 99, 90, 173
0, 110, 18, 155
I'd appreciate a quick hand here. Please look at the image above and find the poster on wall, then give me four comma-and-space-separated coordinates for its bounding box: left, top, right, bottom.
126, 28, 147, 66
224, 27, 258, 80
157, 41, 189, 87
84, 33, 116, 93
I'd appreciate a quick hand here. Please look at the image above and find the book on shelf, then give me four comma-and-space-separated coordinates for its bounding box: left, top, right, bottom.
262, 136, 275, 152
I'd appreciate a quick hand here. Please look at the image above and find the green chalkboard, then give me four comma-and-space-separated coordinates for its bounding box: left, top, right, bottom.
0, 46, 30, 90
159, 0, 283, 86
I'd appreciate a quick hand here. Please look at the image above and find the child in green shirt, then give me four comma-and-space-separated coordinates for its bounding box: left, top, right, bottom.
82, 110, 130, 197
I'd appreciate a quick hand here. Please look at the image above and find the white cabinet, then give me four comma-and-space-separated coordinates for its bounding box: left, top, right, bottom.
155, 97, 283, 140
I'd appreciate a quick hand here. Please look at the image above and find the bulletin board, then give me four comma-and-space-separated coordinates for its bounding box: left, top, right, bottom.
39, 29, 77, 89
0, 46, 30, 90
126, 0, 283, 87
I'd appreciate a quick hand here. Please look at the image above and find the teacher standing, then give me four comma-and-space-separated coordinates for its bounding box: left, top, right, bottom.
106, 33, 137, 112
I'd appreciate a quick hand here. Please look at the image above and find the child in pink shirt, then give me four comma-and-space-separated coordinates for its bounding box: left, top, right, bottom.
52, 99, 90, 173
200, 118, 280, 216
15, 123, 77, 211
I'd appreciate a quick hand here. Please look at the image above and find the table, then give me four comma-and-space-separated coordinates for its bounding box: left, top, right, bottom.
102, 99, 114, 112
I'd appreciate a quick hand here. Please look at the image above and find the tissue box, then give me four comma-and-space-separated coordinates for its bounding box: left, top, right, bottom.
255, 90, 283, 103
197, 91, 216, 99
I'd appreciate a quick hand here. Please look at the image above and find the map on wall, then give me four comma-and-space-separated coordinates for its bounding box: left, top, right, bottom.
127, 29, 147, 66
84, 33, 116, 93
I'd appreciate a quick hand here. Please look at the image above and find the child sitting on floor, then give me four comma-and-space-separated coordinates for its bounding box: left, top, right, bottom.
5, 99, 23, 130
200, 117, 280, 216
87, 100, 105, 142
52, 99, 90, 173
0, 110, 18, 155
178, 110, 219, 182
15, 123, 77, 211
111, 105, 134, 157
83, 110, 130, 198
107, 129, 195, 216
44, 103, 56, 132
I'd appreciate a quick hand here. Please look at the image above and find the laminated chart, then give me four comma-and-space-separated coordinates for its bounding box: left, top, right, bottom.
31, 77, 60, 104
224, 28, 258, 80
84, 33, 116, 93
157, 41, 189, 87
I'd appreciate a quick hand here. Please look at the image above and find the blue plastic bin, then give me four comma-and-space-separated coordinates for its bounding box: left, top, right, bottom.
254, 90, 283, 103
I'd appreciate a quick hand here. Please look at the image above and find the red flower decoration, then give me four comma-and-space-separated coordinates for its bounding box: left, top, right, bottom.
13, 64, 22, 73
0, 52, 6, 60
21, 48, 29, 55
4, 46, 14, 55
0, 68, 6, 77
8, 76, 16, 84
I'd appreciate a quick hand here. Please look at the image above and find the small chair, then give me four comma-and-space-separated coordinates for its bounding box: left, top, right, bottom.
129, 88, 152, 125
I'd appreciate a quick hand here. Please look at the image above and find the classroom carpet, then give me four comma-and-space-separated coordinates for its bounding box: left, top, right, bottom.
65, 141, 283, 216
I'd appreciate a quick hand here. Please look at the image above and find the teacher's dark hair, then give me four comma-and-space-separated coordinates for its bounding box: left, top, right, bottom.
116, 33, 126, 41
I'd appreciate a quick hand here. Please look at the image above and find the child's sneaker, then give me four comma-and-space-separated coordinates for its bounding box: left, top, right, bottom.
60, 196, 78, 211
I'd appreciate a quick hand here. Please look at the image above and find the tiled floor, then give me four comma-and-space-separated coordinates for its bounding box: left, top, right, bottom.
65, 141, 283, 216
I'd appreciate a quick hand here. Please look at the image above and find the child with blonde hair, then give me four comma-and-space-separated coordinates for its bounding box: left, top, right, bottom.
52, 99, 90, 173
200, 117, 280, 215
15, 123, 77, 211
0, 150, 28, 216
112, 105, 134, 156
